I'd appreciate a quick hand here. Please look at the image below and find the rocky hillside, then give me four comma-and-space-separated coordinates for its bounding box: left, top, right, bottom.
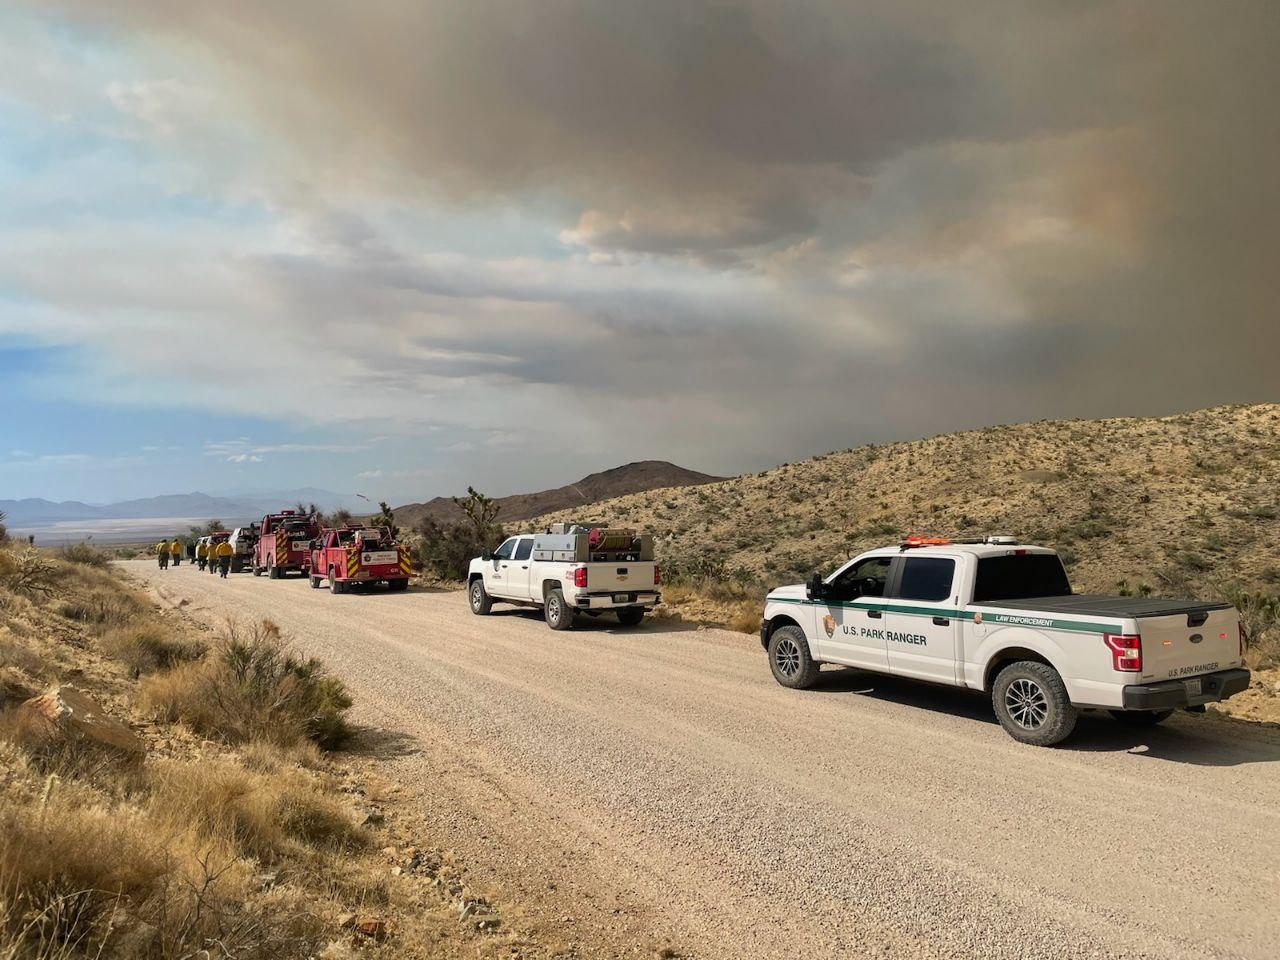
394, 460, 724, 530
536, 404, 1280, 597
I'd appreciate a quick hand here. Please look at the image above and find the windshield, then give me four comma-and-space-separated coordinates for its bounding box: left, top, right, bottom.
972, 554, 1072, 602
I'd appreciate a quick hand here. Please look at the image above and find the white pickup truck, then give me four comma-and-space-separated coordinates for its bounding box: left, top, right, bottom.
760, 538, 1250, 745
468, 524, 660, 630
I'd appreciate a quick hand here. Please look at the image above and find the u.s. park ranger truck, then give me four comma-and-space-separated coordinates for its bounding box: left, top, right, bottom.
468, 523, 660, 630
760, 536, 1249, 745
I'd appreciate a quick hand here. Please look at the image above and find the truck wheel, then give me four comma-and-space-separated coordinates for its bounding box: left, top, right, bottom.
309, 574, 322, 589
268, 558, 280, 580
767, 625, 820, 690
469, 578, 492, 615
545, 589, 574, 631
616, 607, 645, 627
329, 568, 345, 595
1109, 709, 1174, 727
992, 661, 1077, 746
252, 561, 261, 577
389, 579, 408, 592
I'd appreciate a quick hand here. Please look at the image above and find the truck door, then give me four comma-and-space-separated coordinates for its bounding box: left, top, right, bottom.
505, 537, 534, 600
486, 537, 519, 597
817, 556, 891, 671
883, 555, 960, 684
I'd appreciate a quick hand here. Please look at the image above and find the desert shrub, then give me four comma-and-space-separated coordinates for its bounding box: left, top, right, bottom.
0, 548, 56, 601
100, 624, 205, 676
57, 542, 108, 568
414, 518, 504, 581
143, 621, 352, 749
1221, 586, 1280, 668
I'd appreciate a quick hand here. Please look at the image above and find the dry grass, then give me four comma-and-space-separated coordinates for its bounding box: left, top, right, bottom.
149, 758, 361, 862
143, 620, 353, 749
0, 790, 169, 956
99, 624, 204, 677
0, 708, 131, 783
659, 579, 762, 634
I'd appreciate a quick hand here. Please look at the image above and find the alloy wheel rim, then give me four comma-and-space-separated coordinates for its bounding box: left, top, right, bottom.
471, 583, 482, 607
774, 637, 801, 677
1005, 678, 1049, 729
548, 596, 560, 619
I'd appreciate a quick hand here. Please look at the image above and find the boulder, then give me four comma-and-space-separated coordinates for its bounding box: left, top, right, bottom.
20, 685, 144, 757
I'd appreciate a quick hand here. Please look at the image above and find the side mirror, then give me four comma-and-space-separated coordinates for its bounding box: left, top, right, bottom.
805, 571, 826, 601
481, 549, 493, 561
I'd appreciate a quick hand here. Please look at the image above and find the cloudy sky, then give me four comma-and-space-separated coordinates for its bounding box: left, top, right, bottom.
2, 1, 1276, 504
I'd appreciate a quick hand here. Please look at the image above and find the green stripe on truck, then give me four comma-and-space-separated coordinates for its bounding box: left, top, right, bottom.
766, 597, 1120, 634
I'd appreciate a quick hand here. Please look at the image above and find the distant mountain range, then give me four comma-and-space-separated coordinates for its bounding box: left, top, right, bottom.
0, 488, 362, 526
392, 461, 724, 530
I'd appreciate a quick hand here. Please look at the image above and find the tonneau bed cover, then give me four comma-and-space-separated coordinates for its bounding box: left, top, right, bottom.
979, 594, 1232, 619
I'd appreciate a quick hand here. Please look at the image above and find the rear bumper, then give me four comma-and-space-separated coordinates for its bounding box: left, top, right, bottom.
1121, 668, 1251, 710
573, 591, 660, 610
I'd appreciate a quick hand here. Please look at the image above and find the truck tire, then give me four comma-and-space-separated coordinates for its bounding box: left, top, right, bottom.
545, 589, 574, 631
1109, 709, 1174, 727
268, 558, 280, 580
767, 625, 820, 690
616, 607, 645, 627
389, 579, 408, 592
252, 561, 262, 577
469, 578, 492, 615
309, 574, 322, 589
992, 661, 1077, 746
329, 568, 345, 595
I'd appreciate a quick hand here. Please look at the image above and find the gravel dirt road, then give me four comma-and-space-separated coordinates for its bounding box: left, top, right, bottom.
123, 561, 1280, 960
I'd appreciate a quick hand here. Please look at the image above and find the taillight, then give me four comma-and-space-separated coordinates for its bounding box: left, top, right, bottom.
654, 564, 661, 586
573, 566, 588, 588
1103, 633, 1142, 672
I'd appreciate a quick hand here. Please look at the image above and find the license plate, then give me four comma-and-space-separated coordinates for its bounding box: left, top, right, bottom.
1184, 677, 1202, 698
612, 593, 629, 603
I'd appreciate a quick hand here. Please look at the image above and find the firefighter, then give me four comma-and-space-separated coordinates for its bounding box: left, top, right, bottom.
195, 538, 208, 571
169, 539, 183, 567
156, 541, 169, 570
214, 538, 235, 578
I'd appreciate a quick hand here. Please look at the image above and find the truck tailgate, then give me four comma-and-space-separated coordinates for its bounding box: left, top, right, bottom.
587, 562, 655, 593
1138, 608, 1241, 680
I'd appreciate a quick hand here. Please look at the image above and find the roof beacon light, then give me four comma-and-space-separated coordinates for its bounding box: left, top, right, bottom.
904, 535, 951, 548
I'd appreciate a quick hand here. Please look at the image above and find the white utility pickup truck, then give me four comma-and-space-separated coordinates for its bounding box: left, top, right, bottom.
468, 523, 660, 630
760, 537, 1249, 745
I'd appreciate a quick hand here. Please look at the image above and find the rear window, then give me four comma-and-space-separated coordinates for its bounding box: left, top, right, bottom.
972, 554, 1072, 602
894, 557, 955, 602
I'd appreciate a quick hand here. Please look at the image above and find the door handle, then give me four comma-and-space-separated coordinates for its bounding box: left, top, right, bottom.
866, 610, 882, 619
933, 616, 950, 626
521, 565, 528, 569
